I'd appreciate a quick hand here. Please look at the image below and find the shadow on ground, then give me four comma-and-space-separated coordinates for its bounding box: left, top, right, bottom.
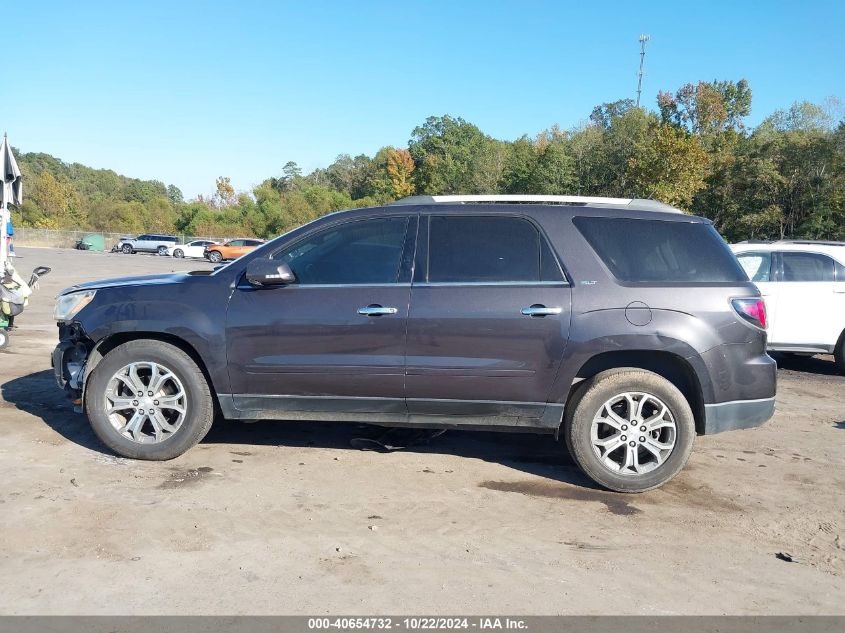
771, 352, 842, 377
2, 370, 598, 490
1, 369, 105, 452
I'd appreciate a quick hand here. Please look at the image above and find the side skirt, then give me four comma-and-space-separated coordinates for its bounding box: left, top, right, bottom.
218, 394, 563, 433
768, 344, 835, 354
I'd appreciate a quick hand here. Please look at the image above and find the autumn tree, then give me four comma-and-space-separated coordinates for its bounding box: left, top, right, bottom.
627, 123, 709, 209
658, 79, 751, 137
29, 171, 84, 227
386, 148, 415, 198
213, 176, 237, 207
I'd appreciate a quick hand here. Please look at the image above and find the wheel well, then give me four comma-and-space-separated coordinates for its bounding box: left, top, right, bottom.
87, 332, 220, 411
566, 350, 706, 434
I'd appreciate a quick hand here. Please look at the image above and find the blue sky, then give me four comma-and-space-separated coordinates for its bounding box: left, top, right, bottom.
2, 0, 843, 198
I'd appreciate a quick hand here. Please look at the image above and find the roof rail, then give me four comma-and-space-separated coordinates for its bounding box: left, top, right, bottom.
388, 194, 683, 214
774, 240, 845, 247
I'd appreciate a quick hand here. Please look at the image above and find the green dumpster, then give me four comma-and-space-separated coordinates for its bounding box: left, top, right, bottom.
75, 234, 106, 251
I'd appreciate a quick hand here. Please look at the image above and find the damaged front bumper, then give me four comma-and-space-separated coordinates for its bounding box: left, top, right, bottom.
51, 323, 93, 404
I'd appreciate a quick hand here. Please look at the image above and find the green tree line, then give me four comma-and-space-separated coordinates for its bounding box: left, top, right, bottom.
11, 78, 845, 242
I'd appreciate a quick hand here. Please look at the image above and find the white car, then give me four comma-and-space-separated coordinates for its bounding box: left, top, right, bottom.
731, 241, 845, 373
166, 240, 218, 259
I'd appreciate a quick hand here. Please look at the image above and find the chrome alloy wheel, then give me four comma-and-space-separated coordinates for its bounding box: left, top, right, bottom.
104, 362, 187, 444
590, 392, 677, 476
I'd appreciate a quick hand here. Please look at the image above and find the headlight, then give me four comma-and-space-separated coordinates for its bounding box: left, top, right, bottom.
54, 290, 97, 321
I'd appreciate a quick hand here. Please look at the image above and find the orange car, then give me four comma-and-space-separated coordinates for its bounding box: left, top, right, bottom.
204, 238, 264, 263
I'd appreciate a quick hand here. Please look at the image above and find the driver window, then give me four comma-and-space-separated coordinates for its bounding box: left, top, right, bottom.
274, 217, 408, 285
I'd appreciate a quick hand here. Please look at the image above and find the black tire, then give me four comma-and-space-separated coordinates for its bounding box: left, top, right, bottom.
85, 340, 215, 460
157, 245, 169, 256
835, 332, 845, 376
0, 329, 9, 351
564, 368, 695, 493
121, 243, 133, 254
208, 250, 223, 263
173, 249, 184, 258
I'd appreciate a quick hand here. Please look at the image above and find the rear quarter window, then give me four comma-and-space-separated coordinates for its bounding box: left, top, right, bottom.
573, 216, 746, 283
736, 252, 772, 282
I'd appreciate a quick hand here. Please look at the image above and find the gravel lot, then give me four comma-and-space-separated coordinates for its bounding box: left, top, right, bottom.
1, 247, 843, 615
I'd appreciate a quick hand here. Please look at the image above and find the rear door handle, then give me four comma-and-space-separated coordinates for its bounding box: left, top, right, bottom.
521, 305, 562, 317
358, 304, 398, 316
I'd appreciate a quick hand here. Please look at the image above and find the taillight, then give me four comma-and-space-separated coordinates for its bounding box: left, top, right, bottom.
732, 298, 767, 330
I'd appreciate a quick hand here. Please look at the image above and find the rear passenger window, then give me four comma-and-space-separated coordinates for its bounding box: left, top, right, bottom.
573, 217, 746, 283
428, 216, 556, 283
782, 252, 835, 282
736, 252, 772, 282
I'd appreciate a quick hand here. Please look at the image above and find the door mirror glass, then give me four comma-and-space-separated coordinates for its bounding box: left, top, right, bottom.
246, 259, 296, 286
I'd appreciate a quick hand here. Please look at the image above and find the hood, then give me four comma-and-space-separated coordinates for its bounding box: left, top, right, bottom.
60, 272, 193, 295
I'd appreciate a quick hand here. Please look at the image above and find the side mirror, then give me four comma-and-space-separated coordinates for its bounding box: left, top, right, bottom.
245, 259, 296, 286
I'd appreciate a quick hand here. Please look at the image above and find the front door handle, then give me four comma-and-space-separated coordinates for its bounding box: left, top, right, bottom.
358, 304, 398, 317
521, 305, 562, 317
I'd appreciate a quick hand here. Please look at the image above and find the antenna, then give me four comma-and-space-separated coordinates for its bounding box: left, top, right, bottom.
636, 34, 650, 107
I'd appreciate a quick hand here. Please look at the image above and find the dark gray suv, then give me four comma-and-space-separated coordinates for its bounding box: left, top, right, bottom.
52, 195, 776, 492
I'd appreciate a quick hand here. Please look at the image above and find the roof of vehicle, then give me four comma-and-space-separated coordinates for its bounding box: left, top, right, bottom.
389, 194, 684, 214
731, 240, 845, 262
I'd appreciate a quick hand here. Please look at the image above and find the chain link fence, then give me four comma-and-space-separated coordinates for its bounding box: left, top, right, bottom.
13, 228, 224, 250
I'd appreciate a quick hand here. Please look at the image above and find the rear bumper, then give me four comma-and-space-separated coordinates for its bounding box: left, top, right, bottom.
702, 397, 775, 434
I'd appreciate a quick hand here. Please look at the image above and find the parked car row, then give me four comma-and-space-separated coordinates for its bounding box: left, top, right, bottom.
112, 235, 264, 262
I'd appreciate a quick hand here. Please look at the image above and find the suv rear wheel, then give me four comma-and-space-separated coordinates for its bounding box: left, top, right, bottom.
564, 369, 695, 493
85, 340, 215, 460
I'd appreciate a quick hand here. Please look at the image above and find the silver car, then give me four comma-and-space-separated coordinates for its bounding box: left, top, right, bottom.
116, 234, 179, 256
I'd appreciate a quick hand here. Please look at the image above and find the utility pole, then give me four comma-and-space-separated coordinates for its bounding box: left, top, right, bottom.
636, 34, 650, 107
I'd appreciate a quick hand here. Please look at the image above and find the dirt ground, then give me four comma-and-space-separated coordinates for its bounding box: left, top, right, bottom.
0, 246, 843, 615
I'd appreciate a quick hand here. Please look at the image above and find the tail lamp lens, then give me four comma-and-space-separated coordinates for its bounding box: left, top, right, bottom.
732, 298, 767, 330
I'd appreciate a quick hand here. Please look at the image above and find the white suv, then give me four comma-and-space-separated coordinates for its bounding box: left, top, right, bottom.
731, 241, 845, 373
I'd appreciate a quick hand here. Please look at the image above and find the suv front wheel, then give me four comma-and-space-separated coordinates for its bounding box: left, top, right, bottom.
564, 369, 695, 493
121, 243, 133, 254
85, 340, 215, 460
